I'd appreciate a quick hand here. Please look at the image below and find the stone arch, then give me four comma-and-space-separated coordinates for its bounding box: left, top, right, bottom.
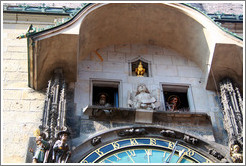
28, 3, 242, 90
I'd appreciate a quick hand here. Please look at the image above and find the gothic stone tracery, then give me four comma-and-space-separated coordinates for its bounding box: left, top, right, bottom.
32, 69, 71, 163
219, 78, 243, 163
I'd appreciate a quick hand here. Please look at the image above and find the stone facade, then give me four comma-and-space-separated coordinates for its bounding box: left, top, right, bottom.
2, 13, 69, 163
2, 3, 243, 163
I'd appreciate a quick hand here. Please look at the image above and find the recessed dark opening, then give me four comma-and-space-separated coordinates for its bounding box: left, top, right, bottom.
164, 91, 189, 111
93, 85, 119, 107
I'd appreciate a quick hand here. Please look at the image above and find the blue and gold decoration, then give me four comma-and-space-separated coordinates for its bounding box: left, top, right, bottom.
81, 138, 211, 163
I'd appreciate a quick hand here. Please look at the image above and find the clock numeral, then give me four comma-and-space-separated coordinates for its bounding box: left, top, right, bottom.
128, 150, 136, 156
112, 142, 120, 150
168, 142, 174, 149
130, 138, 139, 146
104, 158, 114, 163
145, 149, 152, 163
95, 149, 104, 157
126, 150, 135, 163
114, 154, 121, 161
150, 138, 156, 145
81, 160, 88, 163
145, 149, 152, 156
162, 152, 167, 162
177, 149, 186, 163
185, 149, 195, 157
165, 141, 179, 163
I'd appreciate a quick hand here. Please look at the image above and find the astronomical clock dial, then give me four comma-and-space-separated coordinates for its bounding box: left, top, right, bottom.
80, 138, 212, 163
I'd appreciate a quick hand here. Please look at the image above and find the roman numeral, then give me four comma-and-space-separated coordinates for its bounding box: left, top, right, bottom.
130, 138, 139, 145
95, 149, 104, 157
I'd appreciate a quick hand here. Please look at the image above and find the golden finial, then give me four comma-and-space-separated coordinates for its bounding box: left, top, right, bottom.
135, 61, 145, 77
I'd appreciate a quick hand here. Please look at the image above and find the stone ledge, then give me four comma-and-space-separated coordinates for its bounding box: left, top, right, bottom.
82, 105, 212, 126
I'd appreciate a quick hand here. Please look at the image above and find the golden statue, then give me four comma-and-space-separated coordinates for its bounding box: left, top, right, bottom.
230, 144, 243, 163
135, 61, 145, 77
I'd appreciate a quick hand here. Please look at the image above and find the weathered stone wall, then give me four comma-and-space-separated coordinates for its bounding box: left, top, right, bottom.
2, 13, 68, 163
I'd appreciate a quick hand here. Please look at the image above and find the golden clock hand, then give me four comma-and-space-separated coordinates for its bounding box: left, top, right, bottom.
145, 149, 152, 163
165, 141, 179, 163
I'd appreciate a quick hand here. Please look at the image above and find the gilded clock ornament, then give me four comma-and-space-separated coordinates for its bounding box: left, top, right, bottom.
230, 144, 243, 163
135, 61, 145, 77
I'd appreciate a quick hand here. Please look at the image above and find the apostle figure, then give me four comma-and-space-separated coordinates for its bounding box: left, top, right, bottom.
97, 93, 111, 107
166, 95, 180, 111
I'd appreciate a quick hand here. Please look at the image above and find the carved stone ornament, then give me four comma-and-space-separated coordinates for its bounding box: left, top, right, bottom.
128, 83, 160, 110
32, 69, 71, 163
219, 78, 243, 163
183, 135, 198, 145
160, 129, 176, 138
209, 149, 224, 160
118, 128, 147, 137
91, 136, 102, 146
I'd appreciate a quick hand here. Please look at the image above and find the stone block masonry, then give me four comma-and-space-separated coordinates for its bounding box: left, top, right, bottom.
2, 14, 65, 163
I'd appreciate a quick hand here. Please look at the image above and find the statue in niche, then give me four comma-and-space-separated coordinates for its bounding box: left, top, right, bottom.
29, 129, 50, 163
52, 131, 71, 163
128, 83, 160, 110
135, 61, 145, 77
230, 144, 243, 163
166, 95, 180, 111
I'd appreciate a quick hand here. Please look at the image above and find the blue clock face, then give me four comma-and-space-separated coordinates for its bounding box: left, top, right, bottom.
81, 138, 211, 163
98, 147, 193, 163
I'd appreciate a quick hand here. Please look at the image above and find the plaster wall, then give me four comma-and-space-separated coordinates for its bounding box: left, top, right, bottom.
75, 44, 227, 143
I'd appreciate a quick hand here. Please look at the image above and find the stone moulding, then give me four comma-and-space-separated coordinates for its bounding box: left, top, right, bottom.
82, 105, 214, 141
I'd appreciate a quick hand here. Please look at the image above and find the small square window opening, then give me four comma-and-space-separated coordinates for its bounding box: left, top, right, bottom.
163, 85, 190, 112
92, 81, 119, 107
